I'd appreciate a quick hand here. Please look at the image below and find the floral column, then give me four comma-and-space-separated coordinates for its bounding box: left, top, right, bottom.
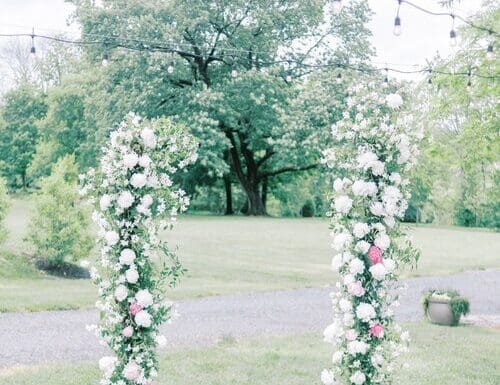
81, 113, 197, 385
321, 83, 420, 385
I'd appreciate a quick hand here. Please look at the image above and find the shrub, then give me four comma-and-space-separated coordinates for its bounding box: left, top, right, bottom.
27, 155, 93, 267
0, 177, 10, 244
300, 199, 315, 217
422, 289, 470, 326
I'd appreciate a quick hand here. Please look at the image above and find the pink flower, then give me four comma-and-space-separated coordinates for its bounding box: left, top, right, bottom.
347, 281, 365, 297
369, 324, 385, 338
129, 302, 142, 316
368, 245, 383, 265
345, 329, 359, 341
123, 361, 141, 381
122, 326, 134, 338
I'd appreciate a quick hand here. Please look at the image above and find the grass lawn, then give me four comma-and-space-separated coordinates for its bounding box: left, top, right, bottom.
1, 196, 499, 312
1, 323, 499, 385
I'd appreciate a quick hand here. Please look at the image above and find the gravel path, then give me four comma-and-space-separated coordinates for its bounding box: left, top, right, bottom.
1, 270, 499, 368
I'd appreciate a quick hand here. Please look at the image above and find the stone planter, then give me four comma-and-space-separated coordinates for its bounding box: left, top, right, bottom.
426, 299, 456, 326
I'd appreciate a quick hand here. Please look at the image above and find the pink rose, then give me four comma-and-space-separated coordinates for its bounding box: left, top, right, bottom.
368, 245, 383, 265
347, 281, 365, 297
129, 302, 142, 316
345, 329, 359, 341
369, 324, 384, 338
123, 361, 141, 381
122, 326, 134, 338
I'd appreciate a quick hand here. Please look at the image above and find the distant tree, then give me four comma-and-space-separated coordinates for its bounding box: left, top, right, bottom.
0, 177, 10, 245
0, 85, 47, 188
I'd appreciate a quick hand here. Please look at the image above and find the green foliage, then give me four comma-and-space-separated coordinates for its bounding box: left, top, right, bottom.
0, 84, 48, 188
27, 155, 93, 267
300, 199, 315, 217
0, 177, 10, 244
422, 289, 470, 326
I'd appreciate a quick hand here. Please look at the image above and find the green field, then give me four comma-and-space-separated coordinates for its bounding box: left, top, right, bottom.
1, 196, 499, 312
1, 323, 499, 385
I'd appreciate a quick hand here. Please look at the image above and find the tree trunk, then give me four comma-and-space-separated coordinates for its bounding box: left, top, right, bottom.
245, 184, 266, 215
223, 175, 234, 215
261, 176, 268, 212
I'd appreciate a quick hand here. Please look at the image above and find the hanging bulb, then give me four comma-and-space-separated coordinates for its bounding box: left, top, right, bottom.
285, 74, 292, 82
393, 16, 401, 36
167, 61, 175, 74
450, 29, 457, 47
102, 52, 109, 67
383, 68, 389, 87
332, 0, 343, 15
486, 43, 494, 60
467, 71, 472, 88
231, 68, 238, 78
30, 28, 36, 55
336, 72, 342, 84
428, 69, 432, 85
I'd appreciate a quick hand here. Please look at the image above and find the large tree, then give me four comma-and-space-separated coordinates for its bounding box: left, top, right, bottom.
70, 0, 373, 214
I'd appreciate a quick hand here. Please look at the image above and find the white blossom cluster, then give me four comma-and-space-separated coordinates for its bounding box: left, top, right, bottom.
80, 113, 197, 385
320, 83, 419, 385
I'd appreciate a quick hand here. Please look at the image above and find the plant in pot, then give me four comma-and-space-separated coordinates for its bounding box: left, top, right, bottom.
422, 289, 470, 326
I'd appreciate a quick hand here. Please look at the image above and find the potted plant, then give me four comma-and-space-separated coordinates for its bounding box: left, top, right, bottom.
422, 289, 470, 326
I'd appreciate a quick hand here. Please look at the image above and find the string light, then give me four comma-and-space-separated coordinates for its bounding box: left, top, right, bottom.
486, 31, 494, 60
449, 14, 457, 47
231, 67, 238, 78
427, 68, 432, 84
167, 60, 175, 74
332, 0, 343, 15
30, 28, 36, 55
383, 67, 389, 85
467, 69, 472, 88
336, 72, 342, 84
393, 0, 402, 36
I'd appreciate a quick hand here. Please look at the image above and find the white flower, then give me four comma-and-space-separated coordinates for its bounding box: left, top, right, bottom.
141, 128, 157, 148
349, 258, 365, 276
343, 312, 355, 326
332, 351, 343, 363
123, 360, 141, 381
105, 231, 119, 246
114, 285, 128, 302
79, 260, 90, 268
356, 303, 376, 322
370, 202, 385, 217
389, 172, 401, 185
156, 335, 167, 347
117, 191, 134, 209
339, 298, 353, 313
386, 93, 403, 109
334, 195, 353, 214
374, 234, 390, 250
357, 151, 378, 170
119, 249, 136, 265
343, 274, 355, 285
353, 223, 370, 239
125, 268, 139, 284
369, 263, 387, 280
141, 194, 154, 208
347, 340, 369, 355
135, 310, 152, 328
333, 178, 345, 192
332, 232, 352, 251
372, 353, 384, 366
321, 369, 336, 385
323, 322, 342, 343
99, 194, 112, 211
384, 258, 396, 272
371, 160, 385, 176
139, 154, 152, 168
99, 356, 117, 377
135, 289, 154, 307
331, 254, 343, 272
352, 181, 377, 197
123, 152, 139, 168
130, 173, 147, 189
384, 216, 396, 228
350, 370, 366, 385
355, 241, 370, 254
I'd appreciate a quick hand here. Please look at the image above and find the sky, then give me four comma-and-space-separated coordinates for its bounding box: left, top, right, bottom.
0, 0, 485, 90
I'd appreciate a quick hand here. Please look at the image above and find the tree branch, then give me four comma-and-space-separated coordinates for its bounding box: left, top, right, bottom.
258, 163, 318, 181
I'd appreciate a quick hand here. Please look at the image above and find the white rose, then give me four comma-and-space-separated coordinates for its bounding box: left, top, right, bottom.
130, 173, 147, 189
389, 172, 401, 185
371, 160, 385, 176
117, 191, 134, 209
339, 298, 353, 313
119, 249, 136, 265
343, 274, 355, 285
332, 232, 352, 251
352, 223, 370, 239
135, 289, 154, 307
99, 356, 117, 377
369, 263, 387, 280
123, 152, 139, 169
384, 216, 396, 228
135, 310, 152, 328
357, 151, 378, 169
331, 254, 343, 272
99, 194, 112, 211
370, 202, 385, 217
384, 258, 396, 272
332, 351, 343, 363
141, 128, 157, 148
321, 369, 336, 385
343, 312, 355, 326
323, 322, 342, 344
123, 361, 141, 381
352, 181, 377, 197
355, 240, 370, 254
349, 258, 365, 276
374, 234, 391, 250
156, 335, 167, 347
125, 268, 139, 284
347, 340, 369, 355
105, 231, 119, 246
334, 195, 353, 214
138, 154, 151, 168
333, 178, 344, 192
356, 303, 376, 322
386, 93, 403, 109
114, 285, 128, 302
350, 370, 366, 385
141, 194, 153, 208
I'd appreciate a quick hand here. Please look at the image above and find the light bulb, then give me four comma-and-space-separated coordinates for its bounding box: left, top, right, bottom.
30, 46, 36, 55
336, 73, 342, 84
450, 30, 457, 47
332, 0, 342, 15
167, 61, 175, 74
102, 52, 109, 67
286, 74, 292, 82
231, 68, 238, 78
393, 16, 401, 36
486, 44, 494, 60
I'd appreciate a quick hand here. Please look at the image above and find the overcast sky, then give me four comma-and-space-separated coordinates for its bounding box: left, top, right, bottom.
0, 0, 484, 90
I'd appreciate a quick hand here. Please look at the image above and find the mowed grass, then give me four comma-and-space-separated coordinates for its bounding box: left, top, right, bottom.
1, 323, 499, 385
1, 196, 499, 312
